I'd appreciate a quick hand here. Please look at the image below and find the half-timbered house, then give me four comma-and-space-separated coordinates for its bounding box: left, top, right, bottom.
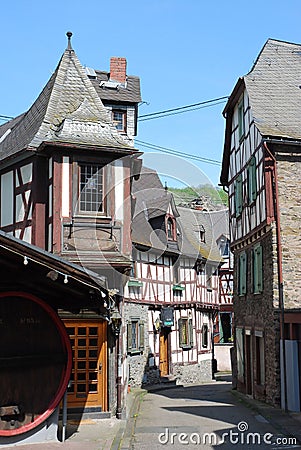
0, 33, 142, 420
124, 167, 223, 387
220, 38, 301, 411
208, 210, 234, 372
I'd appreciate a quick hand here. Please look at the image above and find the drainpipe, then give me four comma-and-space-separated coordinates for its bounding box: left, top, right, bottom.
110, 297, 123, 419
116, 332, 122, 419
263, 141, 287, 411
211, 310, 218, 379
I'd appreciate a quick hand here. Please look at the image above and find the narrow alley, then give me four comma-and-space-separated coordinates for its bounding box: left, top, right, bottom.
124, 377, 301, 449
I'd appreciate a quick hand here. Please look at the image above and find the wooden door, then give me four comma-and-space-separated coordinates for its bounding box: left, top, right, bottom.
245, 334, 252, 395
65, 321, 107, 410
159, 330, 170, 376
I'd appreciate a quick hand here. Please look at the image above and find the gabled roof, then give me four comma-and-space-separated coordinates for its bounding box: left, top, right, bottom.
177, 207, 224, 263
0, 36, 135, 162
131, 167, 179, 249
244, 39, 301, 140
131, 166, 224, 263
221, 38, 301, 185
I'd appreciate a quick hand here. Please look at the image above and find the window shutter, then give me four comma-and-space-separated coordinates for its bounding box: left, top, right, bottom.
178, 318, 184, 347
248, 157, 257, 203
236, 328, 244, 379
254, 244, 263, 293
127, 322, 132, 353
235, 174, 243, 217
139, 322, 145, 351
188, 318, 193, 347
202, 324, 208, 348
239, 252, 247, 295
250, 249, 254, 294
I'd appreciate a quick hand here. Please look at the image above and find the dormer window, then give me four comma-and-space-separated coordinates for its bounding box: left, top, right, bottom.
112, 109, 126, 132
166, 217, 176, 241
218, 237, 230, 257
199, 225, 205, 243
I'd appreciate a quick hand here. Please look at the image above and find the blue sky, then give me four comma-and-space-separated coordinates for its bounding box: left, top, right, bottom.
1, 0, 300, 188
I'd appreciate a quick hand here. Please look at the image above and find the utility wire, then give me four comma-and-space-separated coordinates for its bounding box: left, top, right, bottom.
1, 97, 225, 166
138, 96, 228, 121
135, 139, 221, 166
0, 115, 14, 121
1, 96, 228, 124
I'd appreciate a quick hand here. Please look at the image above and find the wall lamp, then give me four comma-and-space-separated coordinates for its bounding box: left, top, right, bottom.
111, 309, 122, 336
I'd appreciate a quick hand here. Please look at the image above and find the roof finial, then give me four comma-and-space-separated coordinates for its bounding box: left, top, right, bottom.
66, 31, 73, 50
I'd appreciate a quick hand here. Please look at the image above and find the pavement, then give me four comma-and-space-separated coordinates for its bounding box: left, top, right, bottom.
1, 373, 301, 449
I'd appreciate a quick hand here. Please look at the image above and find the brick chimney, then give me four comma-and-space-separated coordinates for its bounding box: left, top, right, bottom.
110, 57, 127, 84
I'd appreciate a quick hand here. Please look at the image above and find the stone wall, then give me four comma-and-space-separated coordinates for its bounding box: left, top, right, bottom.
277, 157, 301, 309
233, 228, 281, 406
124, 302, 154, 388
173, 359, 212, 384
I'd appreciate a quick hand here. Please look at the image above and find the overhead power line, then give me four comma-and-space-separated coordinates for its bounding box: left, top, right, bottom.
138, 96, 228, 122
0, 115, 14, 121
135, 139, 221, 166
1, 95, 228, 125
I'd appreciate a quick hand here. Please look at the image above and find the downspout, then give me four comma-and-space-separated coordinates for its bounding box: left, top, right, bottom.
116, 331, 123, 419
263, 141, 287, 411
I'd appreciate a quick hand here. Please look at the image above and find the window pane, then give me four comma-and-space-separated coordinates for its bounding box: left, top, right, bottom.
79, 164, 103, 212
181, 320, 188, 345
131, 321, 138, 350
112, 111, 125, 131
77, 384, 86, 393
89, 327, 98, 336
67, 327, 75, 336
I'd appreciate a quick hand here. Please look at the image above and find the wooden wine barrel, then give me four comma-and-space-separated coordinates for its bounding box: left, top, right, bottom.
0, 292, 72, 436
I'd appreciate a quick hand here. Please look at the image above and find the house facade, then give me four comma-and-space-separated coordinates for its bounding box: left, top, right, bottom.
124, 167, 224, 387
220, 39, 301, 411
0, 32, 142, 420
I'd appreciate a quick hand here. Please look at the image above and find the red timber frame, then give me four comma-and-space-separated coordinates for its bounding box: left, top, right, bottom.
0, 160, 33, 242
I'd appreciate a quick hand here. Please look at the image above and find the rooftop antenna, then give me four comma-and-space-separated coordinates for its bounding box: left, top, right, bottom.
66, 31, 73, 50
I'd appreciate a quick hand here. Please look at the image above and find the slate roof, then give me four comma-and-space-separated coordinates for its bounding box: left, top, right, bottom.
244, 39, 301, 140
221, 38, 301, 185
91, 70, 141, 104
0, 42, 137, 162
223, 39, 301, 141
177, 207, 225, 263
131, 167, 225, 263
131, 167, 176, 250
